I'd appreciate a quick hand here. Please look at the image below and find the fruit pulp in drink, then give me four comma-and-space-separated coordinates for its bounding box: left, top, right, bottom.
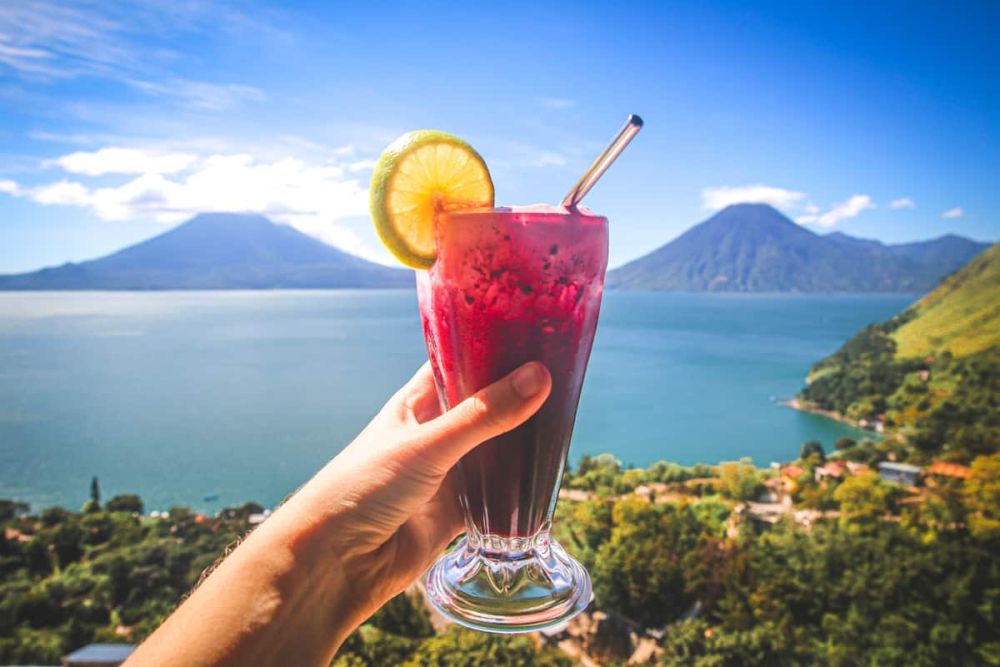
417, 205, 608, 538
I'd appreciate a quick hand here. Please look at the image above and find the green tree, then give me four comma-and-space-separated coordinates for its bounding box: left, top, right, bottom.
367, 591, 434, 639
717, 458, 763, 501
568, 454, 624, 495
557, 499, 613, 570
835, 437, 856, 450
402, 626, 569, 666
50, 521, 84, 568
833, 470, 889, 529
966, 452, 1000, 540
0, 500, 29, 523
335, 625, 421, 666
82, 477, 102, 513
799, 440, 826, 464
593, 499, 701, 628
106, 495, 144, 514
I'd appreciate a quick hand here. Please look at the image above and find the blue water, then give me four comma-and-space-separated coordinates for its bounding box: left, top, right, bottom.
0, 290, 912, 511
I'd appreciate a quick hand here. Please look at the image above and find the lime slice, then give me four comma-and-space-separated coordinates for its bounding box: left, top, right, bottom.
370, 130, 494, 269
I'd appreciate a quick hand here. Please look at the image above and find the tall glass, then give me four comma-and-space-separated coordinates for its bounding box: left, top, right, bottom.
419, 204, 608, 632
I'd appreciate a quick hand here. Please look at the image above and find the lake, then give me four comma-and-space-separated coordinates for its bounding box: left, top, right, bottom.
0, 290, 912, 511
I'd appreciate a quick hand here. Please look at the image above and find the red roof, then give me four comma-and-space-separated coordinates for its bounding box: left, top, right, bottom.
821, 461, 847, 477
927, 461, 971, 479
781, 465, 805, 478
4, 528, 30, 543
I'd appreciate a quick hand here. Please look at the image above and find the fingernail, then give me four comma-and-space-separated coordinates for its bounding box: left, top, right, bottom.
512, 363, 546, 400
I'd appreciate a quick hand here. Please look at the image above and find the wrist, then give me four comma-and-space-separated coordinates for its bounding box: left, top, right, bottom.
260, 491, 378, 640
222, 504, 358, 661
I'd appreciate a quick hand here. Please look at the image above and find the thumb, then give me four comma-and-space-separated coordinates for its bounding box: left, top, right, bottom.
415, 362, 551, 475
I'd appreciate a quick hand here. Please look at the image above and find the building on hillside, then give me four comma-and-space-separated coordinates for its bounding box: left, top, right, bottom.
759, 476, 785, 503
878, 461, 921, 486
775, 465, 805, 494
4, 527, 30, 543
814, 460, 847, 482
781, 464, 804, 479
845, 461, 870, 475
859, 417, 886, 433
926, 461, 972, 480
62, 643, 135, 667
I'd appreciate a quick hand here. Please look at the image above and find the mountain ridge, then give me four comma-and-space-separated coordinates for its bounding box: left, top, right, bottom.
608, 203, 990, 293
0, 213, 412, 290
1, 206, 990, 292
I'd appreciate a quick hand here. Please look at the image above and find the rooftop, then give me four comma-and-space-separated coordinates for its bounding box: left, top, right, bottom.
927, 461, 972, 479
62, 643, 135, 667
878, 462, 922, 474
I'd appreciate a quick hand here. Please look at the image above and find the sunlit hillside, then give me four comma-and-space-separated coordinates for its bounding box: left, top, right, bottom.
802, 243, 1000, 461
893, 243, 1000, 358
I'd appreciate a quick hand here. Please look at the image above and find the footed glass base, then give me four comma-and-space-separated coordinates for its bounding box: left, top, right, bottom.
425, 525, 592, 634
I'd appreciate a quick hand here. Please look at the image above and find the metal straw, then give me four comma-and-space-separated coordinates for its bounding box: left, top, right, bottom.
562, 114, 643, 208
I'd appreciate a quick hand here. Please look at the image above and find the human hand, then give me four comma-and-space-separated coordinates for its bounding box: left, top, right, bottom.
288, 360, 552, 627
127, 360, 551, 667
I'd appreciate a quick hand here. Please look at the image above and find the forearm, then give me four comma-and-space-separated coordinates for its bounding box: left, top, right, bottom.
127, 503, 358, 666
127, 363, 547, 665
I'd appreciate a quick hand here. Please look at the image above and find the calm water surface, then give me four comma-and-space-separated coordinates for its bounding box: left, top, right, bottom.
0, 290, 912, 510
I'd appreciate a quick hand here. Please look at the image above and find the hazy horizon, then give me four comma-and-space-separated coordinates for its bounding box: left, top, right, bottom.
0, 204, 994, 278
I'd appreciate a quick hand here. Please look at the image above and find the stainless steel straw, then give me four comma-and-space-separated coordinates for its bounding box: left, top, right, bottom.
562, 114, 643, 208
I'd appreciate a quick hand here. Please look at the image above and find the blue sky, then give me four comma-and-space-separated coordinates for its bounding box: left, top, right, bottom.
0, 0, 997, 272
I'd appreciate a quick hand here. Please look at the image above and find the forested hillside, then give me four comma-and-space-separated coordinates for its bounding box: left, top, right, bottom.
4, 450, 1000, 666
801, 243, 1000, 463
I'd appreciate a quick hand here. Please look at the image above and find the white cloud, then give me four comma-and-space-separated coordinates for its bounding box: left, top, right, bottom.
0, 41, 53, 73
31, 180, 91, 205
0, 3, 133, 79
890, 197, 915, 209
527, 152, 569, 168
701, 184, 807, 211
126, 78, 266, 112
942, 207, 963, 219
808, 194, 875, 228
540, 97, 575, 110
6, 147, 387, 262
346, 159, 377, 173
0, 3, 267, 112
48, 148, 198, 176
699, 184, 880, 229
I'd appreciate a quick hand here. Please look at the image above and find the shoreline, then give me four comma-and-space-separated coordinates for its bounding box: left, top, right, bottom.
779, 397, 879, 435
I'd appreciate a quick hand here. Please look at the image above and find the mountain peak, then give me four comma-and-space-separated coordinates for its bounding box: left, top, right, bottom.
607, 205, 990, 293
711, 202, 787, 218
0, 213, 411, 290
717, 202, 783, 213
184, 212, 273, 226
704, 203, 804, 233
173, 212, 281, 236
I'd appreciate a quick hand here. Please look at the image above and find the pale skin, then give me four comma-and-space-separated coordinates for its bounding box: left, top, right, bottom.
125, 360, 552, 667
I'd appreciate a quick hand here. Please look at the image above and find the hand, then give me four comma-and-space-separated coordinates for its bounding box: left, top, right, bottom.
295, 360, 552, 612
126, 361, 551, 667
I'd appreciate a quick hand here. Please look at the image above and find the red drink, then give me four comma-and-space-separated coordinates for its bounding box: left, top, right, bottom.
418, 205, 608, 538
369, 119, 639, 633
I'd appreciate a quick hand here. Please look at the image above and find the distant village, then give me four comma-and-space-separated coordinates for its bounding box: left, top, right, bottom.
736, 458, 971, 530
